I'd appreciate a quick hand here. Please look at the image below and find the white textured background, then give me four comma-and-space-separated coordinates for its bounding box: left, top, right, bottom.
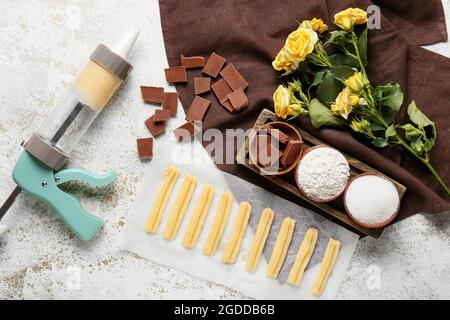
0, 0, 449, 299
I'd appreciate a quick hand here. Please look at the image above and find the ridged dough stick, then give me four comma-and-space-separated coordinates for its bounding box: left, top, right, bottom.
144, 166, 180, 234
163, 175, 197, 240
221, 202, 252, 264
182, 184, 215, 249
245, 208, 275, 272
266, 217, 296, 278
287, 228, 319, 285
311, 238, 341, 296
202, 192, 233, 256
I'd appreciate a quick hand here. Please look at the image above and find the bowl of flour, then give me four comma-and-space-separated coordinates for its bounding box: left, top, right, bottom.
295, 145, 350, 202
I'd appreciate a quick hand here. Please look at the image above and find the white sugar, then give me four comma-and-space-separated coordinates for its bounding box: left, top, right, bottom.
345, 175, 400, 225
297, 147, 350, 201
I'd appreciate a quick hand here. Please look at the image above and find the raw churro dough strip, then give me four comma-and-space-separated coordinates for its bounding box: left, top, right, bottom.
144, 166, 180, 234
287, 228, 319, 286
311, 238, 341, 297
181, 184, 215, 249
245, 208, 275, 272
266, 217, 296, 278
202, 192, 233, 256
162, 175, 198, 240
221, 202, 252, 264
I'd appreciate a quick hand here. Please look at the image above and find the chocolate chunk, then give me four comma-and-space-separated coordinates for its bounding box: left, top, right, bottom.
162, 92, 179, 117
228, 88, 248, 111
181, 55, 205, 69
220, 63, 248, 91
174, 122, 199, 142
145, 115, 166, 137
256, 134, 282, 167
140, 86, 164, 104
211, 79, 232, 104
264, 124, 291, 144
221, 100, 235, 114
281, 140, 303, 166
137, 137, 153, 161
164, 66, 188, 83
153, 109, 171, 122
202, 52, 226, 78
194, 77, 211, 95
186, 96, 211, 121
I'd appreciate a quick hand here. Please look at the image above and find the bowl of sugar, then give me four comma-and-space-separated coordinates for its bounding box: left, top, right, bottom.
344, 173, 401, 228
295, 145, 350, 203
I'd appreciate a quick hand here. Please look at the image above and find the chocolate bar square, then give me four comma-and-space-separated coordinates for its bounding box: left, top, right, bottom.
181, 55, 205, 69
162, 92, 179, 117
137, 137, 153, 161
194, 77, 211, 95
165, 66, 188, 83
145, 115, 166, 137
140, 86, 164, 104
186, 96, 211, 121
202, 52, 226, 78
220, 63, 248, 91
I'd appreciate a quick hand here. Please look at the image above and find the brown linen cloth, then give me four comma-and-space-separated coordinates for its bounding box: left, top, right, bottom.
159, 0, 450, 229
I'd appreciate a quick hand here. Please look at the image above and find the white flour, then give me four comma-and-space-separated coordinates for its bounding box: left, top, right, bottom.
344, 175, 400, 225
297, 147, 350, 201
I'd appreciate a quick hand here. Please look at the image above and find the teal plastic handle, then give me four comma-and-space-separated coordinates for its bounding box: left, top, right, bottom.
55, 168, 116, 186
12, 151, 113, 241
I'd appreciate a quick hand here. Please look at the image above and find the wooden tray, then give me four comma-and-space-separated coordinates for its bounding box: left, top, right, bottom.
236, 109, 407, 238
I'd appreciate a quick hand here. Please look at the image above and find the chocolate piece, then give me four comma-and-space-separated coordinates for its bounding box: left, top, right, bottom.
256, 134, 282, 167
145, 115, 166, 137
140, 86, 164, 104
164, 66, 188, 83
281, 140, 303, 166
162, 92, 179, 116
194, 77, 211, 95
153, 109, 171, 122
228, 88, 248, 111
174, 122, 199, 142
202, 52, 226, 78
211, 79, 232, 104
221, 100, 235, 114
220, 63, 248, 91
186, 96, 211, 121
264, 124, 291, 144
137, 137, 153, 161
181, 55, 206, 69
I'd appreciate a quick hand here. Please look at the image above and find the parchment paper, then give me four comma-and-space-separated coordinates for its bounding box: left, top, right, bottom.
120, 140, 359, 300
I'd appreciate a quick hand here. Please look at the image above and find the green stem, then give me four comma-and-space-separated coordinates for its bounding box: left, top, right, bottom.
374, 111, 450, 196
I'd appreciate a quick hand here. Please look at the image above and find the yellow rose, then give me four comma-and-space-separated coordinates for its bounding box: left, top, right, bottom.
284, 27, 319, 65
273, 85, 292, 119
300, 18, 328, 34
331, 87, 360, 119
272, 48, 296, 74
334, 8, 367, 31
345, 72, 369, 93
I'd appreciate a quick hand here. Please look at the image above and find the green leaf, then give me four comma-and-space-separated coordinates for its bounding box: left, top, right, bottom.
411, 139, 424, 154
331, 66, 356, 83
317, 73, 342, 107
327, 31, 348, 45
309, 99, 345, 128
357, 28, 368, 66
371, 123, 385, 132
399, 124, 421, 142
385, 124, 397, 140
371, 137, 389, 148
310, 70, 327, 87
407, 101, 434, 128
329, 53, 359, 68
374, 83, 404, 112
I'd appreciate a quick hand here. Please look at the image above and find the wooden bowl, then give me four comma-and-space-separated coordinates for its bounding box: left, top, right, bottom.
295, 145, 350, 203
248, 121, 303, 176
343, 172, 401, 229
